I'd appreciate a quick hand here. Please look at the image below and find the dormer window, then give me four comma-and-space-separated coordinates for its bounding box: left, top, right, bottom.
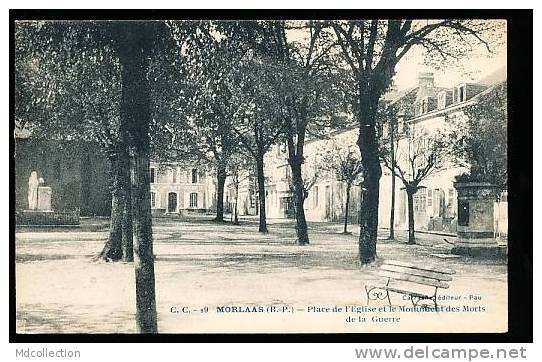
438, 91, 447, 109
276, 142, 287, 156
454, 84, 467, 103
419, 97, 434, 115
459, 86, 465, 102
398, 117, 406, 134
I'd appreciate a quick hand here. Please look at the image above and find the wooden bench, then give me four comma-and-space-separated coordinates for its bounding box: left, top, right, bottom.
365, 260, 455, 308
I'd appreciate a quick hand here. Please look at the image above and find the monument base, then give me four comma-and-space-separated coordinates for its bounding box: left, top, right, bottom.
451, 238, 506, 257
22, 209, 54, 214
16, 209, 80, 226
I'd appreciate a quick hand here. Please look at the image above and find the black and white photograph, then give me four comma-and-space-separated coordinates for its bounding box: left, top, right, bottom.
9, 9, 532, 342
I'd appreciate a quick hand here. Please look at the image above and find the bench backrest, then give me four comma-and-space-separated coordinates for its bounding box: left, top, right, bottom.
379, 260, 455, 289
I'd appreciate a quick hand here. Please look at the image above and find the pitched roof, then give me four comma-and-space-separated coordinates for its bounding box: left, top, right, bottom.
477, 65, 507, 86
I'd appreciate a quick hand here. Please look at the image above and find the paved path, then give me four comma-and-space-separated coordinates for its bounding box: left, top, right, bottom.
15, 216, 507, 333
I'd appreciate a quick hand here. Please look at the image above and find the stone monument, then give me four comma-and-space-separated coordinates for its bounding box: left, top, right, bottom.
37, 185, 52, 211
452, 181, 501, 256
27, 171, 52, 212
27, 171, 39, 210
19, 171, 77, 226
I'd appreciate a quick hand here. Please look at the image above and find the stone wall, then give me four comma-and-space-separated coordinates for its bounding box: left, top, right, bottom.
15, 138, 111, 216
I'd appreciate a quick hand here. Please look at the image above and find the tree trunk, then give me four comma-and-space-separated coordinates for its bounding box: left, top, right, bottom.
343, 182, 351, 234
129, 149, 158, 333
96, 152, 124, 261
389, 173, 396, 240
96, 142, 133, 262
215, 161, 226, 222
388, 127, 396, 240
233, 182, 239, 225
117, 24, 157, 333
357, 107, 382, 264
290, 158, 309, 245
119, 143, 134, 262
256, 153, 268, 233
406, 187, 416, 245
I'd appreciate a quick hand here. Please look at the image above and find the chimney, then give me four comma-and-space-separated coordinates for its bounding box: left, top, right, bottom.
418, 72, 434, 88
416, 72, 435, 101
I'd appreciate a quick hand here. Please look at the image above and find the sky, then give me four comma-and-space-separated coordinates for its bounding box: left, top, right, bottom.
393, 32, 507, 89
393, 20, 507, 89
286, 19, 507, 91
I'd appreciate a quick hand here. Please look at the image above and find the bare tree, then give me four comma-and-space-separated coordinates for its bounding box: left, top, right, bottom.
377, 104, 402, 240
320, 143, 363, 234
260, 21, 341, 245
227, 154, 253, 225
331, 19, 499, 263
179, 21, 248, 222
230, 58, 288, 233
382, 129, 447, 244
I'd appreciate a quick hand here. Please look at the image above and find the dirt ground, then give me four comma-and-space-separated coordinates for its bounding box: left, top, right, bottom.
15, 216, 508, 334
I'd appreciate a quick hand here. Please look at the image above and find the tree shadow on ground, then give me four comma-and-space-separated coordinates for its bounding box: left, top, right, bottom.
16, 303, 134, 333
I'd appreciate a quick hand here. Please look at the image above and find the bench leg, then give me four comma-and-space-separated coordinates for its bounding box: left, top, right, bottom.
386, 290, 392, 306
411, 295, 438, 310
365, 285, 391, 306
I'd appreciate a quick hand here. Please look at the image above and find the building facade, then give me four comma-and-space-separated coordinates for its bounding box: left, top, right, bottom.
148, 162, 215, 216
15, 131, 218, 218
261, 68, 508, 237
261, 128, 363, 225
16, 68, 506, 237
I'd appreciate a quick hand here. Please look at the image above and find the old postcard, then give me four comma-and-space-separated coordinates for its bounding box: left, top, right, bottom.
11, 13, 520, 337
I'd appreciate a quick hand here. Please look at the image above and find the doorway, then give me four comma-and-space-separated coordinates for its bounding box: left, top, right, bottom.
167, 192, 178, 213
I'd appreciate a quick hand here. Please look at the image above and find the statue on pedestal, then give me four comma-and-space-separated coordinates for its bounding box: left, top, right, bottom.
27, 171, 39, 210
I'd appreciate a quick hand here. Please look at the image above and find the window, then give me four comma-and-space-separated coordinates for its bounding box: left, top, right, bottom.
414, 190, 426, 213
280, 165, 290, 181
150, 168, 155, 184
276, 143, 287, 156
459, 85, 465, 102
398, 119, 405, 134
190, 192, 198, 208
448, 188, 455, 206
427, 189, 433, 208
438, 91, 447, 109
313, 186, 319, 208
455, 84, 466, 103
250, 191, 255, 208
413, 138, 427, 169
191, 168, 198, 184
150, 192, 156, 208
172, 168, 177, 183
